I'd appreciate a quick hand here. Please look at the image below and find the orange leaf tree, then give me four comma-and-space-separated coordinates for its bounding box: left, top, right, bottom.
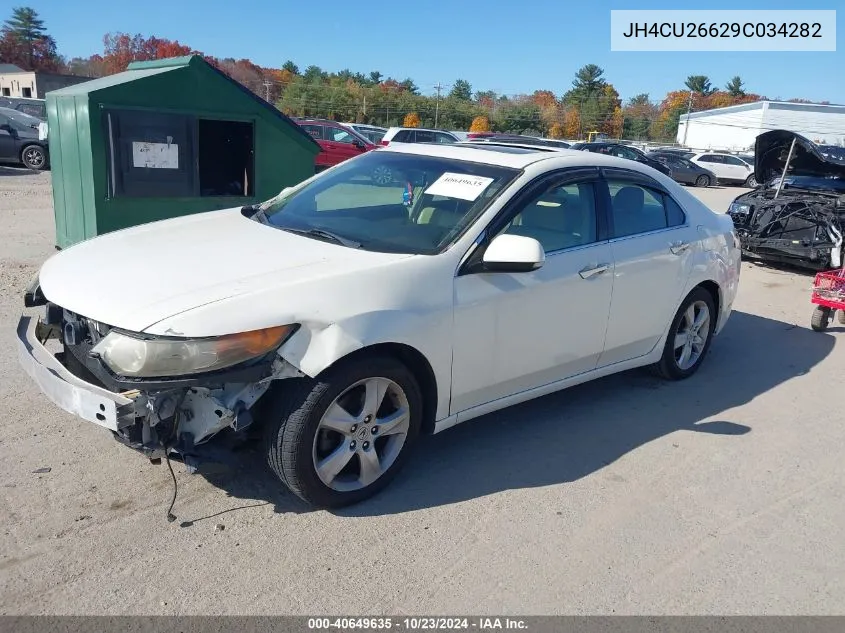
470, 116, 490, 132
403, 112, 420, 128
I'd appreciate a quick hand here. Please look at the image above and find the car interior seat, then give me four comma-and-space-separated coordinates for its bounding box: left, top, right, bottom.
612, 186, 667, 236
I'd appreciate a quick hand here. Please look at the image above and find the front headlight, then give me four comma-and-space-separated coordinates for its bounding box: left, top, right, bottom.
91, 325, 296, 378
728, 202, 750, 215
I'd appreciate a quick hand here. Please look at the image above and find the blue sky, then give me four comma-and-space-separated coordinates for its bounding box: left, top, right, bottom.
21, 0, 844, 104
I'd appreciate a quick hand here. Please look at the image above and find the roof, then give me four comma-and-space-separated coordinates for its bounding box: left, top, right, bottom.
682, 100, 845, 122
0, 63, 25, 73
379, 141, 652, 172
47, 55, 319, 151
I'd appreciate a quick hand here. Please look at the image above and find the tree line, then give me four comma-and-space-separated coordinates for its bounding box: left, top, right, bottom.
0, 7, 831, 142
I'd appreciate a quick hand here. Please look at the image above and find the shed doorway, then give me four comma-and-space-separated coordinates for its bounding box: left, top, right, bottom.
198, 119, 255, 197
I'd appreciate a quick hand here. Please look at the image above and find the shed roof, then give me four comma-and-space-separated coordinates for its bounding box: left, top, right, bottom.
0, 63, 25, 73
47, 55, 319, 151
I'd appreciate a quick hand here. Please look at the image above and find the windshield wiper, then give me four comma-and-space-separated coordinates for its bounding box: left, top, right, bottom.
280, 227, 362, 248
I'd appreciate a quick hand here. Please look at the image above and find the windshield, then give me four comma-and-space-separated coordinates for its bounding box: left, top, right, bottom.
258, 151, 520, 255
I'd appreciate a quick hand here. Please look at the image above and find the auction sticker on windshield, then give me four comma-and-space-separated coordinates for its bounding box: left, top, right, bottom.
424, 173, 495, 201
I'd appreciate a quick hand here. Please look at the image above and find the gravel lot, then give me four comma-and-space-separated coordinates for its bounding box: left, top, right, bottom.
1, 167, 843, 615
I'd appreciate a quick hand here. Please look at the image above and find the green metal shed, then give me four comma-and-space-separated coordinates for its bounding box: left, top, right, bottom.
46, 55, 320, 248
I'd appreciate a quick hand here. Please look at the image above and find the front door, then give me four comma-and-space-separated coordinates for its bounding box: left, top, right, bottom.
451, 170, 615, 414
0, 113, 18, 161
324, 126, 366, 164
597, 168, 696, 366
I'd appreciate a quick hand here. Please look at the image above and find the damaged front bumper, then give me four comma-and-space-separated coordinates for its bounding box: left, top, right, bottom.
17, 314, 139, 432
16, 308, 301, 468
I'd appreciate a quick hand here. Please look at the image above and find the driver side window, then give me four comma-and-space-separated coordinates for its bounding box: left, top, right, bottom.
330, 128, 357, 144
500, 181, 598, 253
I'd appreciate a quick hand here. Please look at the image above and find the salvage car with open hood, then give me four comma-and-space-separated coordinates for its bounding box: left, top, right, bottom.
18, 142, 739, 511
727, 130, 845, 270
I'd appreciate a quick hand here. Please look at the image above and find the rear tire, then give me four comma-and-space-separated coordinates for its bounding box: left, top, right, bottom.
811, 306, 831, 332
695, 175, 711, 187
654, 287, 717, 380
263, 355, 423, 508
744, 174, 757, 187
838, 310, 845, 325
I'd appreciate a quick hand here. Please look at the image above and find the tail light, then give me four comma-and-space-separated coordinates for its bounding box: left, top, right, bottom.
380, 140, 389, 146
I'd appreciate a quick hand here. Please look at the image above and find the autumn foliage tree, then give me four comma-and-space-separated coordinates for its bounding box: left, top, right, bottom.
100, 32, 194, 74
469, 116, 490, 132
403, 112, 420, 127
0, 6, 63, 72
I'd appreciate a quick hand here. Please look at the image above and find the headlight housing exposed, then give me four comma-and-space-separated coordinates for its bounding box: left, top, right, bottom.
91, 325, 296, 378
728, 202, 751, 215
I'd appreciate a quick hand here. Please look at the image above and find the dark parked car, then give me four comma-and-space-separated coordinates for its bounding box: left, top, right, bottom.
470, 134, 571, 149
570, 141, 672, 177
0, 97, 46, 120
648, 148, 695, 160
727, 130, 845, 270
653, 154, 716, 187
0, 106, 49, 170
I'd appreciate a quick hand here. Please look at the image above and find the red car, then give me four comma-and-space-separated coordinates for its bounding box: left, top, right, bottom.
294, 118, 377, 171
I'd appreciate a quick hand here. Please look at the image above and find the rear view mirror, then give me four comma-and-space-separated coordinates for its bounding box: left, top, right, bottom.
482, 234, 545, 273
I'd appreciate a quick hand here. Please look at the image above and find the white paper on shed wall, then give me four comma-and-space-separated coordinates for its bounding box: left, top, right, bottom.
132, 141, 179, 169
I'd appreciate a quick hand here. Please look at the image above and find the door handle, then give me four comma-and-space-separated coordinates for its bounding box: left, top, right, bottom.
670, 240, 690, 255
579, 263, 610, 279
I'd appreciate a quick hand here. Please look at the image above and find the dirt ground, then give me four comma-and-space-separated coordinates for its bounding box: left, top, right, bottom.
1, 167, 844, 615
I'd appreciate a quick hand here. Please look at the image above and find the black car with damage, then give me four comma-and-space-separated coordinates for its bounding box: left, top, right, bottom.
727, 130, 845, 271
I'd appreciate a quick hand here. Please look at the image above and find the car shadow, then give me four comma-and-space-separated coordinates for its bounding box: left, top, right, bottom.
183, 310, 834, 521
0, 166, 37, 177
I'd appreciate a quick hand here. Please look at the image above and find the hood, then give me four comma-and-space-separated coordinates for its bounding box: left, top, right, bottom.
38, 207, 411, 333
755, 130, 845, 185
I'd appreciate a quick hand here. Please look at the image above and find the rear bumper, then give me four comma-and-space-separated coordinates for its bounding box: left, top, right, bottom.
16, 314, 136, 432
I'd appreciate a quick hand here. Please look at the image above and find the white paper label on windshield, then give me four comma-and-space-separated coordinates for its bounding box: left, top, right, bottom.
132, 141, 179, 169
424, 173, 495, 201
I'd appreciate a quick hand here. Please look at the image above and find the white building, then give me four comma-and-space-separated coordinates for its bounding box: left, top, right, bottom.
677, 101, 845, 151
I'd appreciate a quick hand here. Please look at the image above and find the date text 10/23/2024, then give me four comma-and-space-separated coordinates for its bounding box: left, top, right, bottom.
609, 10, 836, 52
307, 618, 528, 630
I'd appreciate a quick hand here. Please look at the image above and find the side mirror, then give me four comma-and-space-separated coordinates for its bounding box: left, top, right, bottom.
353, 140, 366, 150
481, 234, 545, 273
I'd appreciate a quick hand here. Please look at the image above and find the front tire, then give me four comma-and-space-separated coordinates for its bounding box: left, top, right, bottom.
654, 287, 717, 380
21, 145, 47, 170
263, 355, 422, 508
695, 175, 711, 187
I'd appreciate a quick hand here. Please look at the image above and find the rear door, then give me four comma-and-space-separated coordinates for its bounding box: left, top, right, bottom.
597, 167, 696, 367
0, 113, 19, 161
433, 131, 457, 144
414, 130, 435, 144
722, 154, 752, 182
695, 154, 728, 180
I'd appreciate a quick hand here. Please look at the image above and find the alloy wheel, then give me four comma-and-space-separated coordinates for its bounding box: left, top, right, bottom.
23, 147, 45, 169
312, 377, 410, 492
673, 300, 711, 371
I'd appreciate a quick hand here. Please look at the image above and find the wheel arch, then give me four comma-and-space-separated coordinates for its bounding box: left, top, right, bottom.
316, 342, 439, 435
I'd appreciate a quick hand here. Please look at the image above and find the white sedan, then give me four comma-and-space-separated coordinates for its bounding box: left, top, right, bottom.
18, 144, 741, 508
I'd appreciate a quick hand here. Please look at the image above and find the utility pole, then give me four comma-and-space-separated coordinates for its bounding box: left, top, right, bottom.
682, 90, 694, 146
433, 82, 443, 128
263, 80, 272, 103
